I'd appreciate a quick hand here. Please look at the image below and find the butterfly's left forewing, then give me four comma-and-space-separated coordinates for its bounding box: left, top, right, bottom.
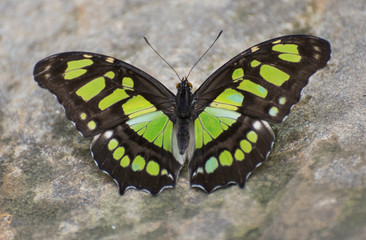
34, 52, 183, 194
190, 35, 331, 192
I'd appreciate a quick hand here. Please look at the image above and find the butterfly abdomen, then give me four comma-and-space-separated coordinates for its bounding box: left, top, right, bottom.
176, 118, 191, 155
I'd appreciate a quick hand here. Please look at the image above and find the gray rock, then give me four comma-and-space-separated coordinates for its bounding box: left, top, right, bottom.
0, 0, 365, 239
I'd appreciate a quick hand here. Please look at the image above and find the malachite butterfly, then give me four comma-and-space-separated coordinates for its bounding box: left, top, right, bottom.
34, 34, 331, 195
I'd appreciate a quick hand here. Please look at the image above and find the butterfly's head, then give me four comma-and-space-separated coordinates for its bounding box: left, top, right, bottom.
176, 77, 193, 90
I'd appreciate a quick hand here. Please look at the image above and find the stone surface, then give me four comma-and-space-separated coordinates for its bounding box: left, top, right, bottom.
1, 0, 365, 239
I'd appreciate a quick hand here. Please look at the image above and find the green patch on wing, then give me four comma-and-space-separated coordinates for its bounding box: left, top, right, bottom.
205, 157, 219, 173
232, 68, 244, 81
210, 88, 244, 111
98, 88, 129, 110
146, 160, 160, 176
64, 59, 93, 80
194, 107, 240, 149
260, 65, 290, 86
132, 155, 146, 171
238, 80, 268, 98
76, 77, 105, 101
122, 95, 157, 118
219, 150, 233, 166
272, 43, 302, 62
126, 110, 173, 152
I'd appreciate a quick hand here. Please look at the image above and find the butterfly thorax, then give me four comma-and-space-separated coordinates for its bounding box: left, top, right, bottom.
175, 78, 193, 118
175, 78, 194, 155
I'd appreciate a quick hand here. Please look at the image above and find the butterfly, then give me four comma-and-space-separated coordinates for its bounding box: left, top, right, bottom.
33, 34, 331, 195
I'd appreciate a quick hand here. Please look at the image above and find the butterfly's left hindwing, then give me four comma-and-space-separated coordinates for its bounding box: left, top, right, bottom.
190, 115, 275, 192
190, 35, 331, 192
34, 52, 183, 194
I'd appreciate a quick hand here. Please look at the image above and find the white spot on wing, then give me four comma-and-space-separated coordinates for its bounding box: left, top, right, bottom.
253, 120, 262, 131
278, 96, 286, 105
91, 133, 101, 146
106, 57, 115, 63
103, 130, 113, 139
314, 54, 321, 60
313, 46, 321, 52
167, 173, 174, 181
269, 107, 279, 117
44, 65, 51, 71
251, 46, 259, 52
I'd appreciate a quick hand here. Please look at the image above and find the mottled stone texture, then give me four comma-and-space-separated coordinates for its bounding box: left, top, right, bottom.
0, 0, 365, 239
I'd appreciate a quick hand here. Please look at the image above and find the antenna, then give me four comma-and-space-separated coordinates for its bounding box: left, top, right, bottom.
143, 36, 182, 81
144, 30, 223, 81
186, 30, 223, 79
